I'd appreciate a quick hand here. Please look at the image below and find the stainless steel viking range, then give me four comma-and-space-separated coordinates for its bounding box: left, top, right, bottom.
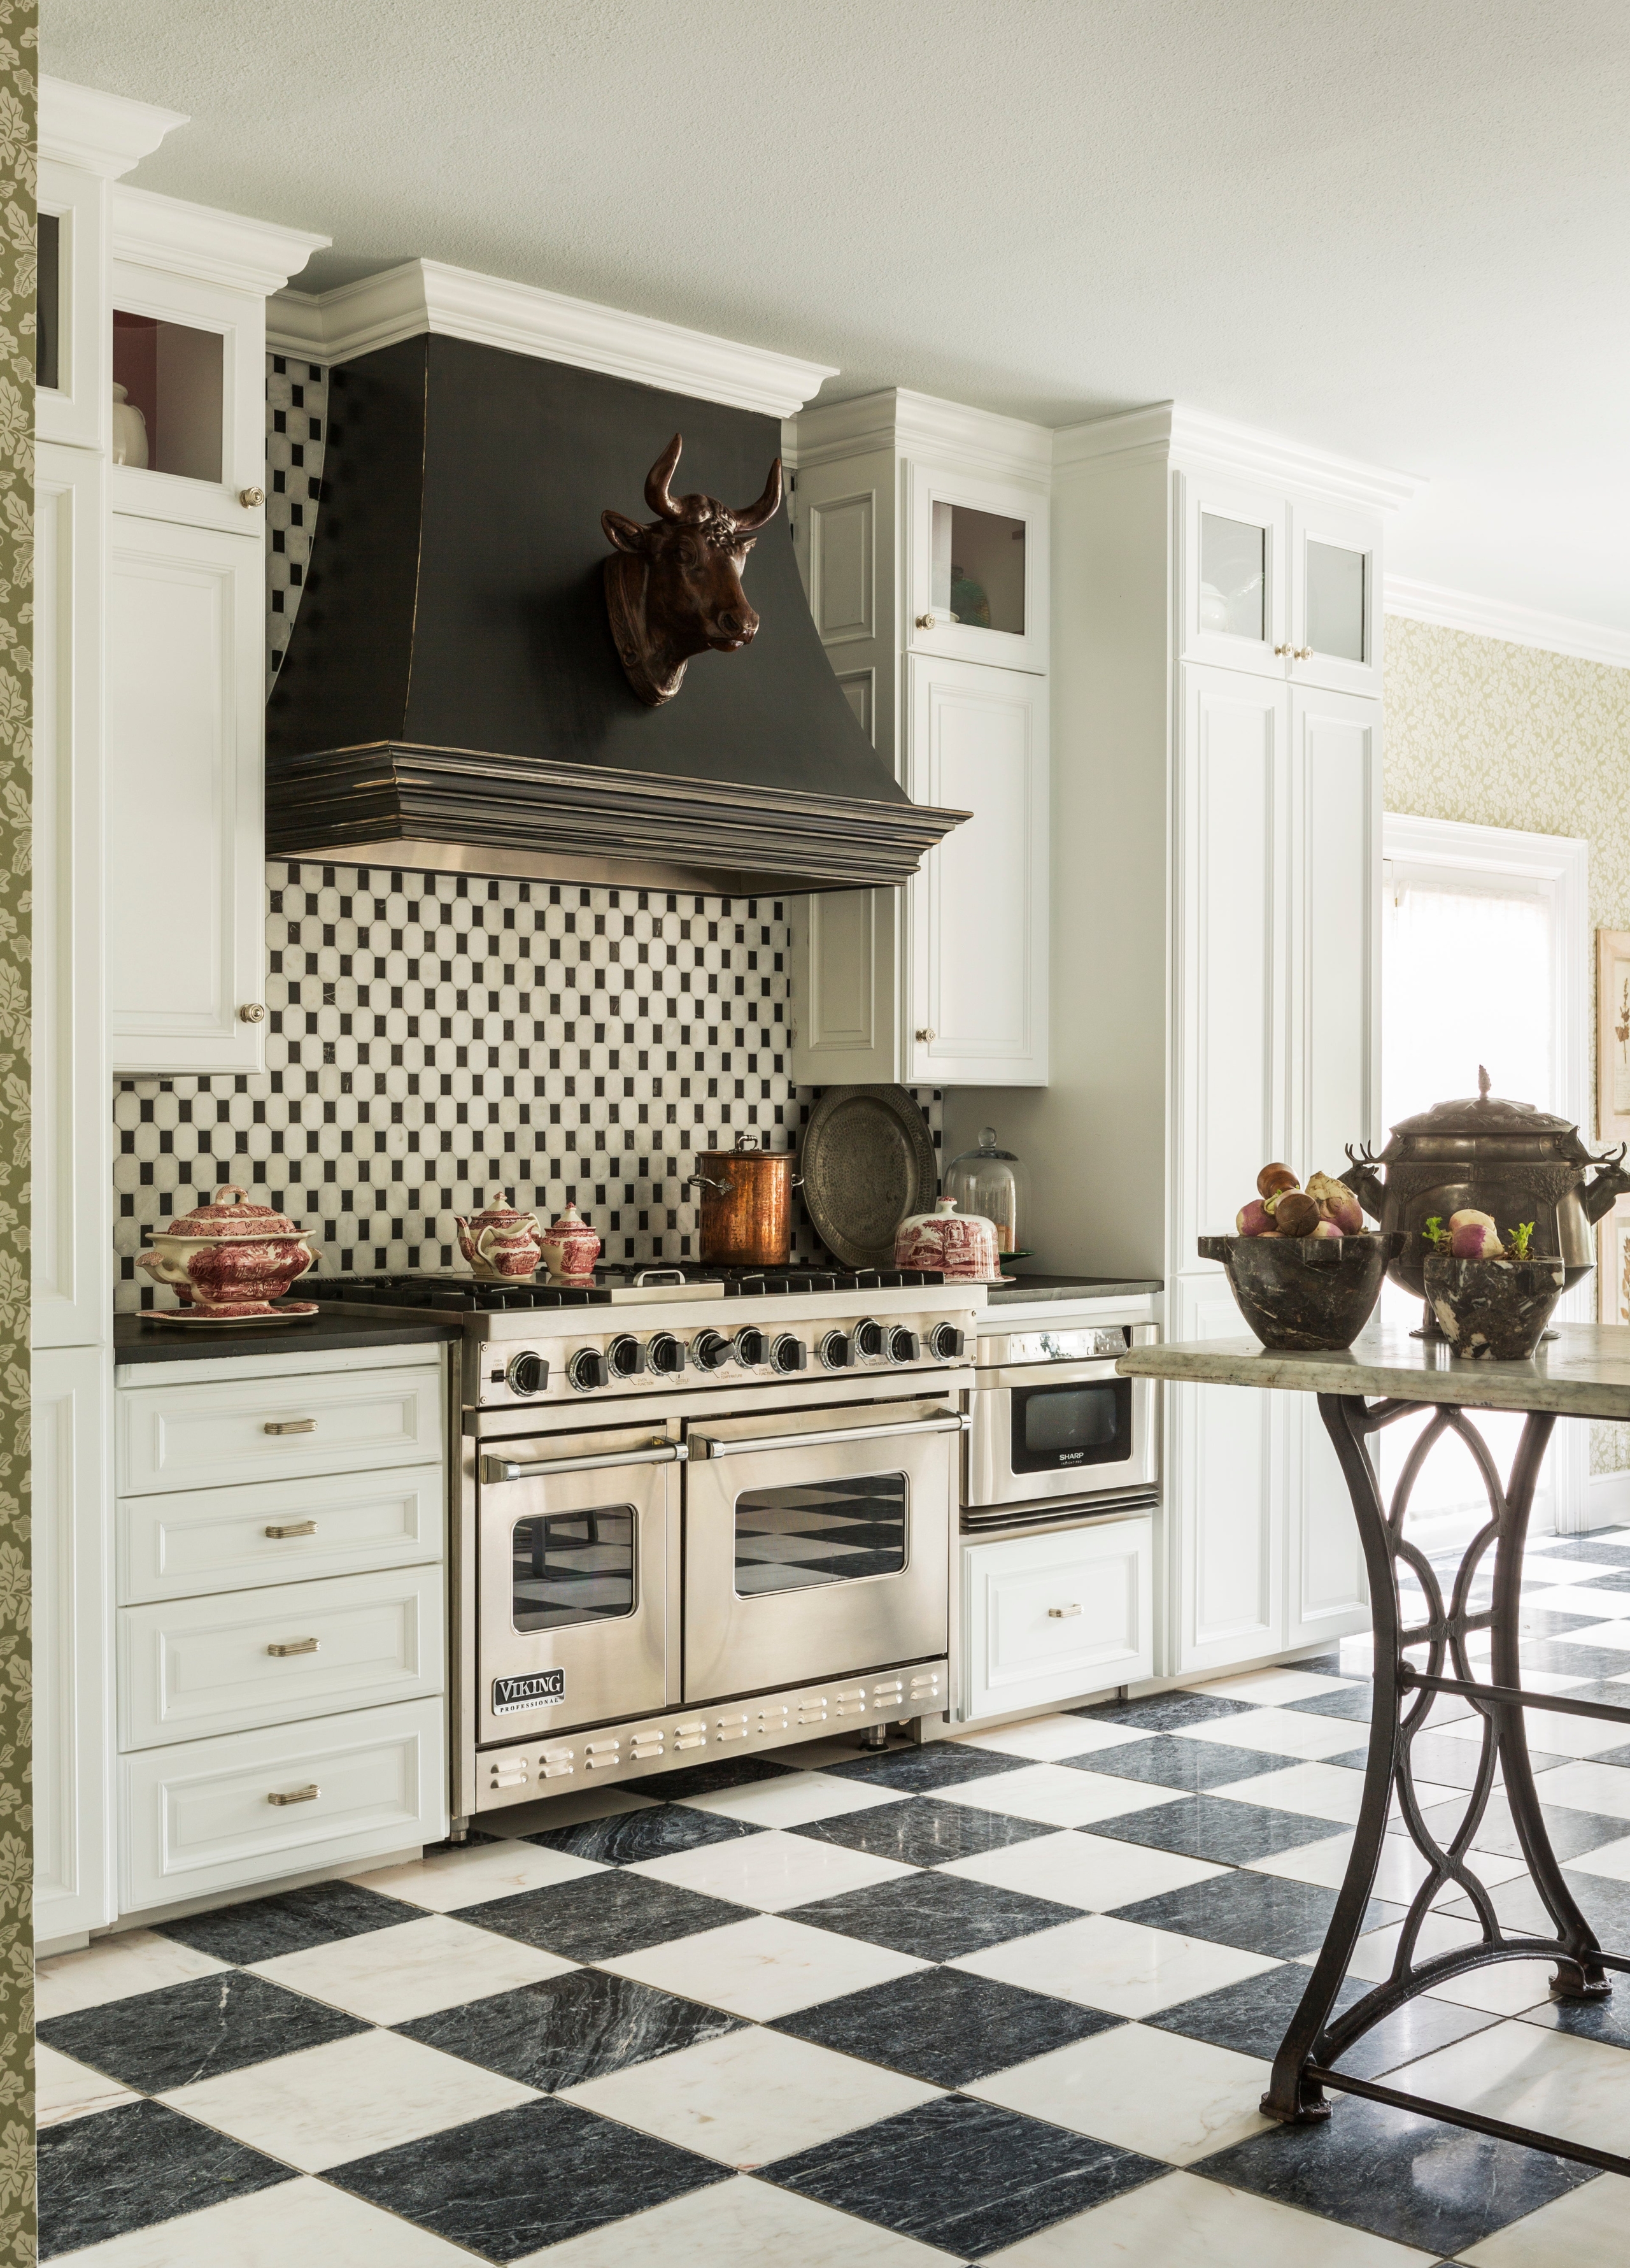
313, 1266, 980, 1822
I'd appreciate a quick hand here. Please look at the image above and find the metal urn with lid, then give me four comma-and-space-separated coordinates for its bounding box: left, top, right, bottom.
1341, 1067, 1630, 1303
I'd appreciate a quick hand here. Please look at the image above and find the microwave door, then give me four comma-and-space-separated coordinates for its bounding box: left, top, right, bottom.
968, 1360, 1154, 1508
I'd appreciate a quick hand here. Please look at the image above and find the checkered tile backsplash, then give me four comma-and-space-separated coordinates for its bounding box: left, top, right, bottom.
114, 864, 942, 1309
265, 353, 327, 687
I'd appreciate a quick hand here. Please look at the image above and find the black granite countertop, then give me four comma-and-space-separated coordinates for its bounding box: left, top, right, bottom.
113, 1310, 462, 1367
988, 1272, 1165, 1305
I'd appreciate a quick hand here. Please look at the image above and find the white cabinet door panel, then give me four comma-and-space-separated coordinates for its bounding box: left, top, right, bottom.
907, 656, 1047, 1085
1177, 471, 1288, 678
1284, 1397, 1370, 1651
1288, 499, 1384, 699
1290, 685, 1381, 1180
1168, 1273, 1281, 1674
790, 886, 903, 1085
108, 515, 264, 1073
959, 1517, 1153, 1721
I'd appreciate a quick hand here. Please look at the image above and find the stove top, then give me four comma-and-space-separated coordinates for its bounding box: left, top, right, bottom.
309, 1264, 955, 1315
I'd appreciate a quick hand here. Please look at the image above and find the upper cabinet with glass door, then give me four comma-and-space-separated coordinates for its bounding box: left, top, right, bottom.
1288, 499, 1382, 697
905, 461, 1048, 673
1179, 469, 1382, 697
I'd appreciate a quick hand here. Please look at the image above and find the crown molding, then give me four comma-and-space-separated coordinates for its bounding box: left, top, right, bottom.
38, 74, 188, 179
113, 185, 330, 295
1386, 578, 1630, 669
790, 386, 1052, 483
1053, 399, 1420, 513
267, 259, 836, 417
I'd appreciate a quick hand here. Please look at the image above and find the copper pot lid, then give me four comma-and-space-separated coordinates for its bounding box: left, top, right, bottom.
695, 1135, 792, 1166
155, 1184, 306, 1239
1380, 1067, 1588, 1154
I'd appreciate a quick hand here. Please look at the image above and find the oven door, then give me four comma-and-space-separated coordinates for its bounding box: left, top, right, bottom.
683, 1400, 961, 1704
476, 1429, 680, 1743
967, 1359, 1156, 1508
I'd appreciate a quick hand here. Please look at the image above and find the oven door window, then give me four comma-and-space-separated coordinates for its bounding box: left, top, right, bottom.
512, 1506, 636, 1632
1010, 1377, 1133, 1474
733, 1473, 907, 1595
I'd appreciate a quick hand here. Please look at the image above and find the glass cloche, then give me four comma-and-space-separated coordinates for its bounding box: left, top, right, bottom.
942, 1128, 1030, 1259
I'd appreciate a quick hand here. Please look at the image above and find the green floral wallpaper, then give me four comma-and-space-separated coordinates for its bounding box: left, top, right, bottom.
1385, 611, 1630, 1479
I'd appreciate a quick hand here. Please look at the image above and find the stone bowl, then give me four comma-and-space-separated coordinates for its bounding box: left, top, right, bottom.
1422, 1252, 1570, 1360
1198, 1232, 1406, 1352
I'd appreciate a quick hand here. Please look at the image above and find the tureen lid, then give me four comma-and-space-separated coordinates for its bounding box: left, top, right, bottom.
1384, 1066, 1583, 1145
159, 1184, 305, 1238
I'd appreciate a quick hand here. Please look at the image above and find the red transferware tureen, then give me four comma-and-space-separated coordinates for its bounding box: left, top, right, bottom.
139, 1185, 318, 1316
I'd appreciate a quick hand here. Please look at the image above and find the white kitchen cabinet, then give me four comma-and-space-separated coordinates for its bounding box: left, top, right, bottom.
957, 1515, 1154, 1722
1166, 1275, 1282, 1672
787, 390, 1051, 1088
1289, 499, 1382, 699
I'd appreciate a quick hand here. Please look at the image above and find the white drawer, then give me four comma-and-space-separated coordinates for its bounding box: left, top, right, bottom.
117, 1361, 444, 1495
958, 1515, 1154, 1722
119, 1697, 447, 1913
118, 1565, 445, 1750
118, 1463, 446, 1605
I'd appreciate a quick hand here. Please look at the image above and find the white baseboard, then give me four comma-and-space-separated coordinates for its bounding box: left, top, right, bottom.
1585, 1470, 1630, 1530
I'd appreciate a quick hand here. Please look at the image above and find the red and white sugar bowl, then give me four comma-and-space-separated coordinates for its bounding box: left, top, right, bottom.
454, 1191, 548, 1280
893, 1195, 1002, 1282
138, 1185, 318, 1315
539, 1203, 602, 1282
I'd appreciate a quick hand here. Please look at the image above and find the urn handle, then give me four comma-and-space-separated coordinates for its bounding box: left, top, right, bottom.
1583, 1143, 1630, 1226
1340, 1144, 1387, 1225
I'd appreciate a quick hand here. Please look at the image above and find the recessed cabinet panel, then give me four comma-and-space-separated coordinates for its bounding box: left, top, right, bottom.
1170, 1274, 1280, 1672
808, 492, 874, 646
37, 159, 108, 451
37, 211, 61, 392
790, 887, 901, 1085
958, 1517, 1154, 1721
1284, 1397, 1370, 1650
1293, 686, 1380, 1177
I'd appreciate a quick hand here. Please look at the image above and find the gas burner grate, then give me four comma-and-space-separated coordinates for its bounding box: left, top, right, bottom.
306, 1262, 954, 1313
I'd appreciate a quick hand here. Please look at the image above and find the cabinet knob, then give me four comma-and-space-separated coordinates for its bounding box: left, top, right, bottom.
1294, 645, 1312, 660
915, 1027, 936, 1043
916, 613, 936, 630
238, 1002, 267, 1024
1273, 643, 1291, 657
239, 486, 265, 508
1047, 1603, 1082, 1619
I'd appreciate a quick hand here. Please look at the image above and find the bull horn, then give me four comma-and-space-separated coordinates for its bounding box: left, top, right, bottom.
644, 434, 684, 520
732, 456, 783, 532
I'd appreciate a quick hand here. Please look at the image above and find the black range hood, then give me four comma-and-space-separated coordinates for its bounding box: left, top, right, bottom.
267, 333, 965, 895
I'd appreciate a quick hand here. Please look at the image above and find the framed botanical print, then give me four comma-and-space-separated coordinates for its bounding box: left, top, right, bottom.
1599, 1196, 1630, 1327
1598, 929, 1630, 1145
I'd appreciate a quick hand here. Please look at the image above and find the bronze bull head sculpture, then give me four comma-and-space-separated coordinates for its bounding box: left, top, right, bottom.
602, 433, 782, 706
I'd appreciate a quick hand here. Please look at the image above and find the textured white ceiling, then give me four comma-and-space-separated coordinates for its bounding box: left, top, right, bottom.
43, 0, 1630, 634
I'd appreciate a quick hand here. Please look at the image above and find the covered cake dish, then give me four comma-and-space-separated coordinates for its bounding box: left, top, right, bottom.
139, 1185, 317, 1315
893, 1195, 1002, 1281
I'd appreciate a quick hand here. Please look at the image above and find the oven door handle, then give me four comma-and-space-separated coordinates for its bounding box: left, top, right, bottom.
975, 1359, 1137, 1391
479, 1441, 686, 1484
689, 1412, 971, 1461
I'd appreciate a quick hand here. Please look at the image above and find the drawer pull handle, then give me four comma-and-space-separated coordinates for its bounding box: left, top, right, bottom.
265, 1520, 317, 1539
1047, 1604, 1082, 1619
267, 1784, 319, 1806
264, 1418, 317, 1436
267, 1637, 320, 1657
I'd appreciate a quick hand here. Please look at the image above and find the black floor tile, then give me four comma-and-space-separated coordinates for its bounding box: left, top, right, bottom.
1067, 1733, 1302, 1792
454, 1870, 750, 1963
327, 2095, 731, 2260
521, 1803, 763, 1865
1112, 1871, 1391, 1958
772, 1964, 1123, 2087
1285, 1683, 1375, 1722
1521, 1990, 1630, 2051
763, 2093, 1163, 2257
1329, 1731, 1570, 1789
38, 2099, 295, 2260
1579, 1741, 1630, 1767
1328, 1993, 1501, 2079
788, 1869, 1077, 1962
1565, 1568, 1630, 1592
38, 1971, 367, 2093
1535, 1538, 1630, 1565
1149, 1962, 1369, 2059
1523, 1608, 1608, 1636
634, 1755, 800, 1801
1403, 1792, 1630, 1865
1089, 1794, 1340, 1864
1520, 1640, 1630, 1678
1438, 1866, 1630, 1946
152, 1877, 418, 1964
398, 1967, 742, 2090
790, 1795, 1052, 1867
1196, 2090, 1598, 2255
1073, 1689, 1261, 1732
819, 1742, 1030, 1792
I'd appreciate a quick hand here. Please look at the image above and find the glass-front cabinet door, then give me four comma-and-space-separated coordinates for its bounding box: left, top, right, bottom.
905, 462, 1049, 673
1288, 501, 1382, 696
1179, 471, 1288, 678
110, 257, 268, 539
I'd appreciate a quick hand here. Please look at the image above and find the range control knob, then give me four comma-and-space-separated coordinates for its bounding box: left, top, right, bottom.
733, 1326, 769, 1367
888, 1326, 922, 1364
607, 1333, 647, 1378
506, 1350, 549, 1397
819, 1329, 852, 1371
853, 1316, 884, 1360
568, 1348, 610, 1393
693, 1329, 734, 1372
770, 1332, 809, 1374
648, 1332, 688, 1376
929, 1323, 967, 1360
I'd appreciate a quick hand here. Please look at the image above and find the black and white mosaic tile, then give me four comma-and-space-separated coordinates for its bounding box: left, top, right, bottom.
264, 353, 327, 687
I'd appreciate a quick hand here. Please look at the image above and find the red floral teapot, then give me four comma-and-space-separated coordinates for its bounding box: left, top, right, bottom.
454, 1191, 547, 1280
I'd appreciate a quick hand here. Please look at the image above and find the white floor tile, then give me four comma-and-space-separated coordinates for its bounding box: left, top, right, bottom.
1519, 1559, 1627, 1588
162, 2027, 539, 2172
932, 1762, 1184, 1829
1178, 1706, 1382, 1760
674, 1772, 908, 1828
1514, 1581, 1630, 1617
36, 1927, 229, 2020
248, 1911, 576, 2023
1247, 1829, 1529, 1901
348, 1836, 606, 1910
968, 2021, 1273, 2164
485, 1787, 658, 1834
940, 1829, 1224, 1910
1425, 1958, 1557, 2016
560, 2023, 939, 2169
1545, 1620, 1630, 1653
625, 1827, 914, 1910
1389, 2016, 1630, 2155
1568, 1832, 1630, 1881
48, 2174, 477, 2265
951, 1911, 1280, 2018
1189, 1668, 1363, 1705
984, 2165, 1431, 2266
35, 2042, 140, 2128
1461, 2171, 1630, 2267
597, 1911, 928, 2019
954, 1715, 1152, 1760
1519, 1758, 1630, 1818
1430, 1706, 1630, 1758
1212, 1760, 1461, 1825
1332, 1909, 1487, 1984
510, 2171, 963, 2267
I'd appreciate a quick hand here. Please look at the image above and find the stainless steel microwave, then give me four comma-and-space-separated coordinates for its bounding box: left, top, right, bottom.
964, 1323, 1158, 1522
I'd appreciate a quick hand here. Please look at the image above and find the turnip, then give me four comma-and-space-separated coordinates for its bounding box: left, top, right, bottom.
1305, 1171, 1364, 1236
1258, 1164, 1299, 1200
1449, 1220, 1505, 1259
1273, 1192, 1321, 1237
1448, 1208, 1498, 1234
1236, 1199, 1274, 1236
1308, 1218, 1343, 1240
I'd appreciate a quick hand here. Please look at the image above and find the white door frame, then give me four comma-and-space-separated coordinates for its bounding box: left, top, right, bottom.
1383, 813, 1591, 1531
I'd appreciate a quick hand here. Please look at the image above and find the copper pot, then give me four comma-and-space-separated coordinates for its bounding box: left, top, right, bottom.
686, 1135, 798, 1266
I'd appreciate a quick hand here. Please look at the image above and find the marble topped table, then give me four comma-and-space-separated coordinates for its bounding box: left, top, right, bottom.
1118, 1319, 1630, 2178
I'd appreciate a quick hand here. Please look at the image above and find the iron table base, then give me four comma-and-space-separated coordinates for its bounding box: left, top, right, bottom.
1262, 1390, 1630, 2176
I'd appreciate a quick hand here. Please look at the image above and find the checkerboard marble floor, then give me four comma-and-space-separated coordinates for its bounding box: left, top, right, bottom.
38, 1527, 1630, 2265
